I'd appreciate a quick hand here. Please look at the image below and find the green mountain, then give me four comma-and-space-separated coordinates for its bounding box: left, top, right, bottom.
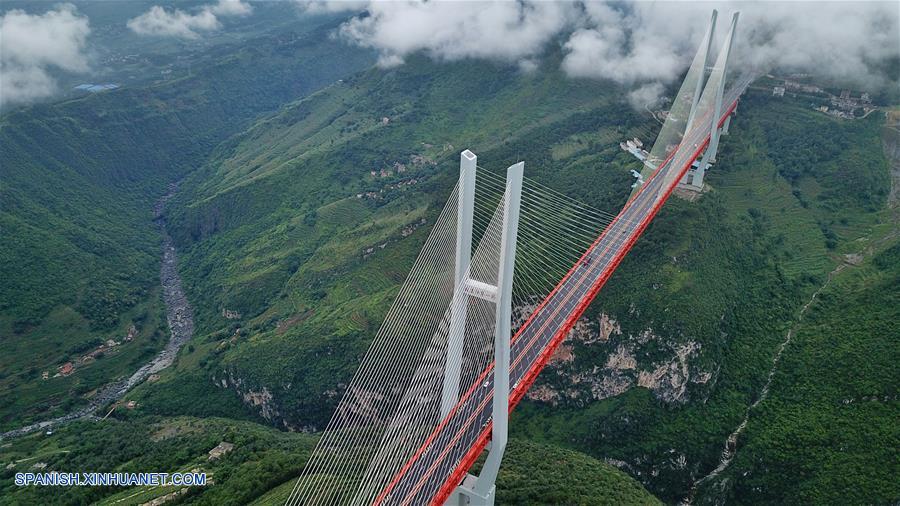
510, 96, 896, 502
153, 65, 889, 500
495, 439, 662, 505
690, 119, 900, 505
136, 54, 894, 503
0, 15, 374, 430
148, 53, 650, 430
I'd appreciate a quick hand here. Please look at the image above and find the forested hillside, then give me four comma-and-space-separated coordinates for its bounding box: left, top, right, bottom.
141, 52, 650, 429
0, 415, 661, 505
690, 115, 900, 504
694, 234, 899, 504
0, 16, 374, 430
509, 97, 896, 503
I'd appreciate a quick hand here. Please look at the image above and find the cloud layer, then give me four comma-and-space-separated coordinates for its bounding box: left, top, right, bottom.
127, 0, 252, 39
309, 0, 899, 103
337, 1, 575, 67
3, 1, 896, 108
0, 4, 91, 105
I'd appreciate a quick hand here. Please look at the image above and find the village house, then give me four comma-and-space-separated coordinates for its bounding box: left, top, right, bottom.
222, 308, 241, 320
208, 442, 235, 461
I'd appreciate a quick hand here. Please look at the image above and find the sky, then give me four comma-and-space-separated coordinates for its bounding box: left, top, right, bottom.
1, 0, 898, 106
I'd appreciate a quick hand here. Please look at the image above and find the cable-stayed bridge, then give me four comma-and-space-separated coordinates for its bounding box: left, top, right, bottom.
288, 11, 751, 506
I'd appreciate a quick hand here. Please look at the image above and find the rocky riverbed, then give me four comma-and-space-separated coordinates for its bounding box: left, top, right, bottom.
0, 185, 194, 441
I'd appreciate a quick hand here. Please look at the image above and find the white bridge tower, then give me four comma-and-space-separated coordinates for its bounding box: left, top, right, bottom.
441, 150, 523, 505
679, 11, 740, 191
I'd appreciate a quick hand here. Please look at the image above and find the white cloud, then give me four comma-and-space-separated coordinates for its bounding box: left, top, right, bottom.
322, 1, 898, 102
734, 2, 899, 88
127, 6, 219, 39
563, 2, 700, 86
127, 0, 252, 39
627, 82, 666, 110
561, 27, 685, 84
563, 1, 899, 91
337, 1, 577, 68
210, 0, 253, 17
0, 3, 91, 105
518, 59, 539, 74
295, 0, 369, 14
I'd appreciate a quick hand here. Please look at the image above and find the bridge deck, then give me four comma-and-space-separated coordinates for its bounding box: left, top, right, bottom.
376, 83, 749, 506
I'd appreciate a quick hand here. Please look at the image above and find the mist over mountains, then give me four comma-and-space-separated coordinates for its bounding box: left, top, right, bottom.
2, 1, 897, 107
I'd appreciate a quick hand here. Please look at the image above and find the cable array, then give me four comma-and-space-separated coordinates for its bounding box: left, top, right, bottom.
286, 167, 616, 505
285, 183, 461, 505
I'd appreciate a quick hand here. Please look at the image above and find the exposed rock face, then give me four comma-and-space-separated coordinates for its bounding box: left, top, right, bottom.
606, 345, 637, 370
214, 367, 326, 432
528, 384, 561, 405
215, 308, 711, 431
548, 344, 575, 365
596, 313, 622, 343
218, 370, 281, 423
221, 308, 241, 320
590, 368, 633, 400
242, 388, 277, 420
526, 312, 712, 406
565, 315, 620, 345
636, 342, 700, 403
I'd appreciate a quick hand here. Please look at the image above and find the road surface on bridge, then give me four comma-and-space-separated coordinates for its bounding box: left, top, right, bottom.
376, 79, 751, 506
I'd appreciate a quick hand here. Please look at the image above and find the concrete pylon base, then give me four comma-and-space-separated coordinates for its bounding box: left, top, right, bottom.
677, 168, 706, 192
446, 474, 495, 506
684, 183, 704, 192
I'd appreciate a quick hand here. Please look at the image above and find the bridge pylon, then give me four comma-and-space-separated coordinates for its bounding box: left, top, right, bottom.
442, 151, 524, 505
684, 9, 718, 135
440, 150, 478, 418
680, 11, 740, 191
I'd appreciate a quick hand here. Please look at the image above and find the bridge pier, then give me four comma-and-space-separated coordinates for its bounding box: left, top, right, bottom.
721, 112, 732, 135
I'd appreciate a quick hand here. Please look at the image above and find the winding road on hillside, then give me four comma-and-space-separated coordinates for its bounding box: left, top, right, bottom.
0, 186, 194, 441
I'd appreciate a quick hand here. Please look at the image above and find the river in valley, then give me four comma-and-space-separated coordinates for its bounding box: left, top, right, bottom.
0, 185, 194, 441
